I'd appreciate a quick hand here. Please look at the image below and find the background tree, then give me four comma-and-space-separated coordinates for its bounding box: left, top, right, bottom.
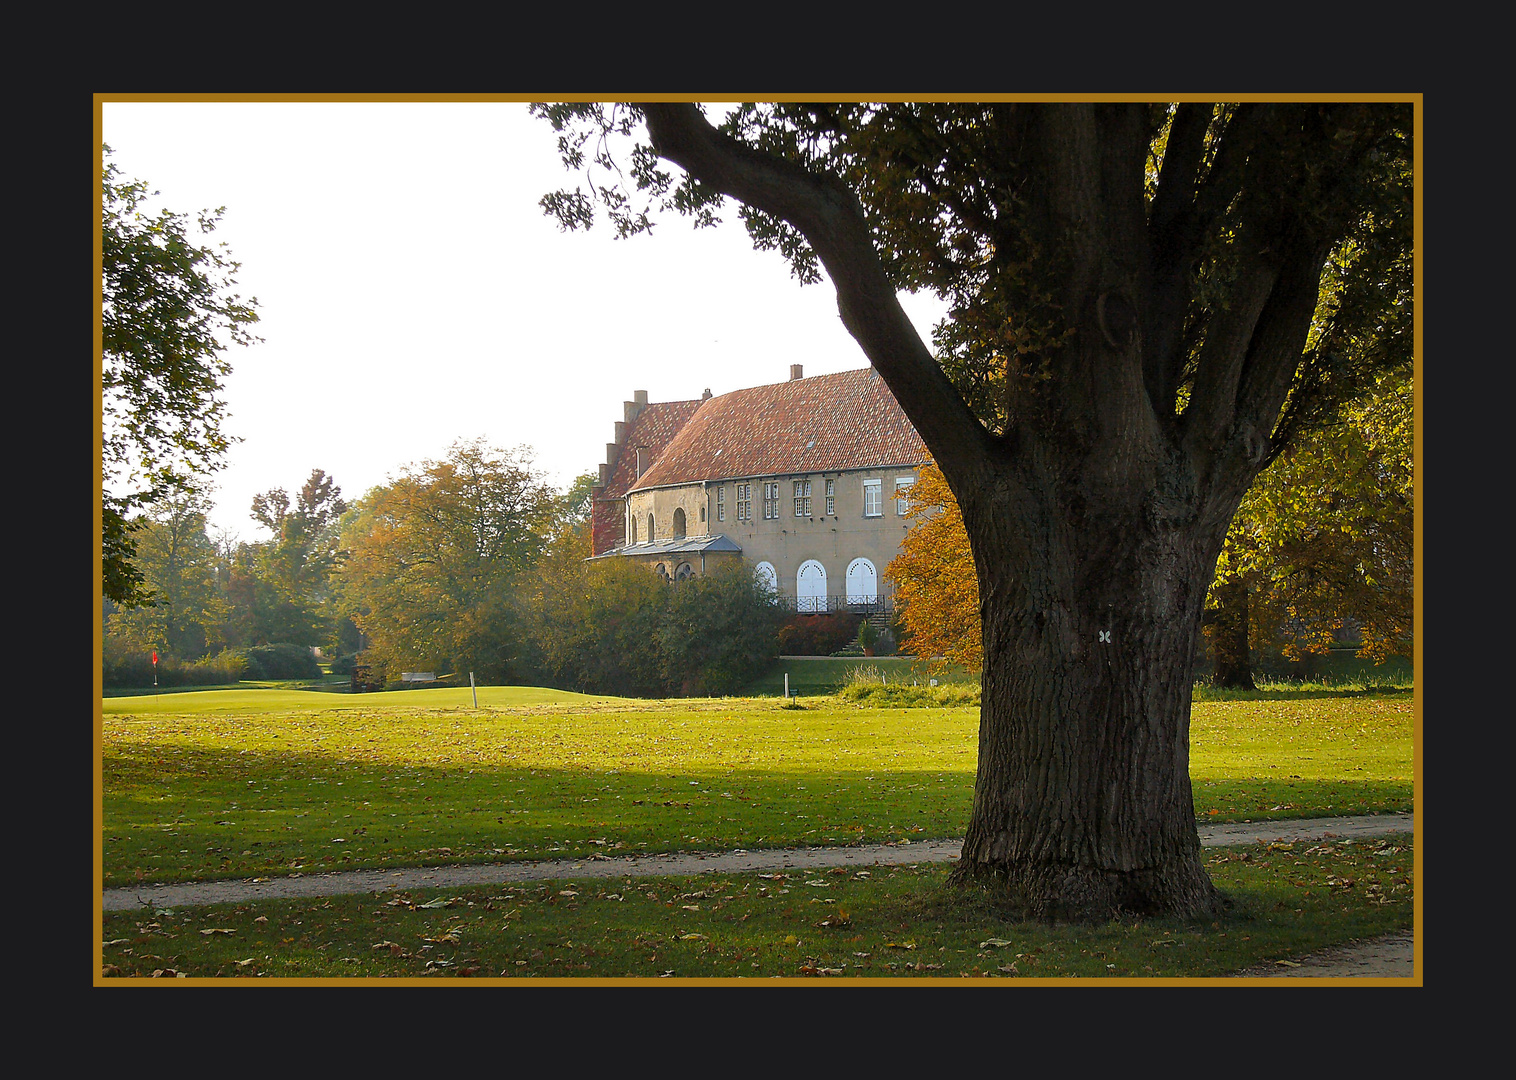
535, 101, 1413, 918
1207, 367, 1413, 685
242, 469, 349, 648
106, 489, 226, 659
336, 440, 555, 683
885, 462, 982, 671
100, 146, 260, 606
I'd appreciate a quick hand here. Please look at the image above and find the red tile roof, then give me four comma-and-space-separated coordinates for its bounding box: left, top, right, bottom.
630, 368, 926, 490
600, 399, 705, 498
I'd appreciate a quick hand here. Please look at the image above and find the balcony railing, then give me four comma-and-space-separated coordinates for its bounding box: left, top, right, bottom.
773, 593, 894, 615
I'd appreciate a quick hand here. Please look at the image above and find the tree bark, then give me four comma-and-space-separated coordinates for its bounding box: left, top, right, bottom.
949, 452, 1231, 919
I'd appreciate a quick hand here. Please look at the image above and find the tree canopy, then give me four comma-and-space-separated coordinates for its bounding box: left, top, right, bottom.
100, 146, 260, 607
335, 440, 556, 683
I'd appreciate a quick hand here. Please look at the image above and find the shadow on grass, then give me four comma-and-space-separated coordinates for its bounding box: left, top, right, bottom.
102, 743, 971, 887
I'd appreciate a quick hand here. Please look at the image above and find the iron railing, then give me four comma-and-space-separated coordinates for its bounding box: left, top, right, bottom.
773, 593, 894, 615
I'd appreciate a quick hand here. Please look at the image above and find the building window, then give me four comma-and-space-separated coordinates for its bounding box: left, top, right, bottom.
863, 479, 882, 517
764, 482, 780, 519
825, 478, 835, 516
793, 479, 811, 517
630, 514, 637, 544
716, 486, 725, 522
895, 476, 913, 515
648, 513, 655, 541
754, 560, 778, 600
675, 562, 694, 582
737, 483, 751, 522
673, 507, 686, 539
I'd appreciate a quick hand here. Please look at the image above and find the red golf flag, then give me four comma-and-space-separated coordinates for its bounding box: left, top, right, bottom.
151, 650, 158, 665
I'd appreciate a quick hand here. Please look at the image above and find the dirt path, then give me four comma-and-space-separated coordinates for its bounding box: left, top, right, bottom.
101, 811, 1415, 977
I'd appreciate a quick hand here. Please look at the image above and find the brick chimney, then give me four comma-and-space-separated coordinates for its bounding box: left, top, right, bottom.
790, 364, 803, 381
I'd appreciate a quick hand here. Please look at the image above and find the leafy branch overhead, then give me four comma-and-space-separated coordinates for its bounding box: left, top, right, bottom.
101, 145, 262, 606
534, 102, 1411, 470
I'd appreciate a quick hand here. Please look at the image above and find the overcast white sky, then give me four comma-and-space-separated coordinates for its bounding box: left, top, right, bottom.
100, 101, 951, 542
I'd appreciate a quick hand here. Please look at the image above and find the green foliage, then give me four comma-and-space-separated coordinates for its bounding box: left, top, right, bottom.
235, 643, 323, 681
527, 548, 781, 697
101, 146, 260, 607
336, 440, 556, 684
105, 489, 227, 660
1210, 368, 1413, 666
657, 564, 786, 695
239, 469, 350, 648
101, 648, 248, 690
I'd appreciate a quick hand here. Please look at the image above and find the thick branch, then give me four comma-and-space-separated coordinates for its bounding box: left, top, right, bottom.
1144, 103, 1212, 410
641, 104, 996, 480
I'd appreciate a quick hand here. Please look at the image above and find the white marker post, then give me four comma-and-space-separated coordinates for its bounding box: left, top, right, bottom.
470, 671, 478, 709
784, 673, 789, 699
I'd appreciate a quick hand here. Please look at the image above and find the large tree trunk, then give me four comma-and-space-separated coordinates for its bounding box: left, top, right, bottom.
1207, 576, 1257, 690
952, 464, 1232, 920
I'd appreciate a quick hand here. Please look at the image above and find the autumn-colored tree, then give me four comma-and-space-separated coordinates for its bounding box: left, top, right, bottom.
1206, 368, 1412, 685
886, 463, 981, 670
336, 440, 554, 683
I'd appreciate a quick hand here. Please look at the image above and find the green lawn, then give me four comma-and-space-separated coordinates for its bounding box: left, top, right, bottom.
101, 688, 1413, 888
100, 832, 1415, 980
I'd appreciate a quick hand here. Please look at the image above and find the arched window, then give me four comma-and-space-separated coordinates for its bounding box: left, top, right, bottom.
673, 507, 686, 539
648, 514, 655, 542
796, 559, 827, 613
754, 560, 778, 601
675, 562, 694, 581
654, 562, 670, 581
846, 557, 878, 605
630, 515, 637, 544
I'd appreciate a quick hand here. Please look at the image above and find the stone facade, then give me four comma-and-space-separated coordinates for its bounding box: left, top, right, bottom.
589, 366, 928, 610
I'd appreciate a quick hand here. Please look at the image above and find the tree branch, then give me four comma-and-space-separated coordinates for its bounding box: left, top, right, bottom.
641, 104, 996, 480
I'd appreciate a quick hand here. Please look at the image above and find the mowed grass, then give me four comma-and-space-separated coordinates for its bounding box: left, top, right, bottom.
101, 688, 1413, 887
100, 833, 1414, 980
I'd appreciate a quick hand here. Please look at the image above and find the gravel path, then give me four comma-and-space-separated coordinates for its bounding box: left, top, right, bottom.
101, 811, 1415, 977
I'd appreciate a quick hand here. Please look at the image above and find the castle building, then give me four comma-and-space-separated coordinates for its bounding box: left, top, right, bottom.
588, 365, 928, 612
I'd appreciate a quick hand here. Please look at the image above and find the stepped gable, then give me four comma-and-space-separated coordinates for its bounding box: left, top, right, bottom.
630, 367, 927, 490
589, 395, 703, 557
601, 399, 703, 498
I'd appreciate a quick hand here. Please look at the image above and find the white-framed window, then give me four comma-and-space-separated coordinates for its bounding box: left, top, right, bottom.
763, 482, 780, 519
793, 479, 811, 517
716, 486, 725, 522
895, 475, 914, 515
863, 478, 882, 517
737, 483, 751, 522
825, 478, 835, 516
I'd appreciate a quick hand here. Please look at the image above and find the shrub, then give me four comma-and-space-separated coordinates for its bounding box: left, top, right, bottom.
837, 665, 982, 707
776, 612, 864, 656
236, 643, 322, 681
101, 648, 247, 688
